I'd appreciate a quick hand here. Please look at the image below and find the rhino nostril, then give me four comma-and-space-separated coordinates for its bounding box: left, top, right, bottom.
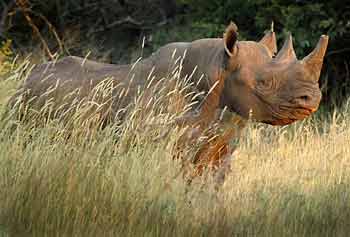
299, 95, 311, 102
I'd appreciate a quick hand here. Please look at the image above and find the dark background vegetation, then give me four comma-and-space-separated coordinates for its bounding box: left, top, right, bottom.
0, 0, 349, 109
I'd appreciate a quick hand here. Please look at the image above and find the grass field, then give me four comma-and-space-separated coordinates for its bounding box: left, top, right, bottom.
1, 60, 350, 237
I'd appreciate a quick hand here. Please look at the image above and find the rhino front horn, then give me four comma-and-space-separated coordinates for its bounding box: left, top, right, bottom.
274, 33, 297, 63
302, 35, 329, 76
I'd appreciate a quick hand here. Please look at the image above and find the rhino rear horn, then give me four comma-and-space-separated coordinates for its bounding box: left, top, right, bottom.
224, 22, 238, 57
259, 22, 277, 56
274, 33, 297, 63
302, 35, 329, 79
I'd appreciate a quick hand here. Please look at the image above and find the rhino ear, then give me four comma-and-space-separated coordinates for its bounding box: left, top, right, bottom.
259, 22, 277, 56
224, 22, 238, 57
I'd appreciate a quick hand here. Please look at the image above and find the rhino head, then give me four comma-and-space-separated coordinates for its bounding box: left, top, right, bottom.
220, 23, 328, 125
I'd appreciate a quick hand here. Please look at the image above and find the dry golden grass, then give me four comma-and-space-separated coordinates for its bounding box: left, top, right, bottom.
1, 58, 350, 237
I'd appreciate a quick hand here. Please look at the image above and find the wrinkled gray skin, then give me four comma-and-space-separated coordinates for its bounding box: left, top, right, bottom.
9, 23, 328, 127
7, 23, 328, 182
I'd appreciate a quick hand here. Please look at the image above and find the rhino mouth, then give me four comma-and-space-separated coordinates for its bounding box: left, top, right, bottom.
282, 106, 315, 117
266, 106, 315, 126
265, 118, 297, 126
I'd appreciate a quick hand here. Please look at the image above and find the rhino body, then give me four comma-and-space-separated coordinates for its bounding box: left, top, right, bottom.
8, 22, 329, 182
13, 39, 232, 114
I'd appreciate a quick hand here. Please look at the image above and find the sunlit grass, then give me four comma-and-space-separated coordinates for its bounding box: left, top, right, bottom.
0, 59, 350, 236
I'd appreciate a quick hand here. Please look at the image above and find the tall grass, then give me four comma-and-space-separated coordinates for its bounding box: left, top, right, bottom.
1, 59, 350, 237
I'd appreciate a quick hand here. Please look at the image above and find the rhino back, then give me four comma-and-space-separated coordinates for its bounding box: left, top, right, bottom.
15, 57, 122, 105
21, 42, 191, 100
8, 39, 224, 122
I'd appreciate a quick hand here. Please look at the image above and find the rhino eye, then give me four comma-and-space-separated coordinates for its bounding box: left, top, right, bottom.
258, 76, 275, 90
259, 78, 272, 87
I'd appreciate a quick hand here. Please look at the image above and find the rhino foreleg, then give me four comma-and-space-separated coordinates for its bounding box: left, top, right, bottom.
179, 109, 245, 185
